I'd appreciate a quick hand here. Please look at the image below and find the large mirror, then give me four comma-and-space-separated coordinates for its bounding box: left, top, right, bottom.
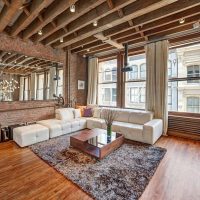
0, 50, 63, 102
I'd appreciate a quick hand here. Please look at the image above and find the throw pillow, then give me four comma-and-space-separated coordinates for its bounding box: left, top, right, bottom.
76, 106, 86, 116
83, 108, 93, 117
74, 109, 81, 118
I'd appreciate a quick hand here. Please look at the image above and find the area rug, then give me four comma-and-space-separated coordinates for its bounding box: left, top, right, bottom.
30, 134, 166, 200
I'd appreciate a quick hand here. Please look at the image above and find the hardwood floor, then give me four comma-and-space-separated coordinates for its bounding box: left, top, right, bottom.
0, 136, 200, 200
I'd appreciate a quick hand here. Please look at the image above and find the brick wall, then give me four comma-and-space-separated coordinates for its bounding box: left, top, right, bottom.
0, 100, 56, 127
64, 51, 87, 106
0, 32, 65, 63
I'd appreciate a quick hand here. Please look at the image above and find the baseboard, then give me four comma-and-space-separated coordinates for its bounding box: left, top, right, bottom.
167, 131, 200, 141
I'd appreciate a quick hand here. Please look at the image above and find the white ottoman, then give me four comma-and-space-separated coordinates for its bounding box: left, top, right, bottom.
37, 119, 63, 138
13, 124, 49, 147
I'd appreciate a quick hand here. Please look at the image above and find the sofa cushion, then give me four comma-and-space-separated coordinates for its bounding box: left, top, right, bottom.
128, 110, 153, 125
87, 118, 104, 129
74, 109, 81, 118
93, 107, 102, 118
37, 119, 63, 138
56, 108, 74, 121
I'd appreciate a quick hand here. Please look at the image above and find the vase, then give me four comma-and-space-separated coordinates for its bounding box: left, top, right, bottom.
107, 125, 112, 136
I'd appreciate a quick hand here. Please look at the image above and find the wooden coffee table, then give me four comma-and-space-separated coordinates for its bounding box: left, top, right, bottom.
70, 128, 124, 159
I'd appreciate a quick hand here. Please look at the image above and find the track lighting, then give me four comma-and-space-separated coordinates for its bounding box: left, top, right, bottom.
179, 18, 185, 24
93, 21, 98, 27
60, 37, 64, 43
38, 30, 43, 35
70, 4, 75, 13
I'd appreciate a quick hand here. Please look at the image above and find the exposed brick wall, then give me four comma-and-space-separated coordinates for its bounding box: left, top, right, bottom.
0, 100, 56, 127
64, 52, 87, 106
0, 32, 65, 63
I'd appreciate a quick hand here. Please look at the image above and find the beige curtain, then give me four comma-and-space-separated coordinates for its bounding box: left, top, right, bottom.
30, 73, 36, 100
19, 77, 24, 101
87, 57, 98, 105
49, 67, 56, 99
145, 40, 169, 135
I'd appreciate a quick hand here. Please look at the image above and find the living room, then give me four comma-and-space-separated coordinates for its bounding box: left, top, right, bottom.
0, 0, 200, 200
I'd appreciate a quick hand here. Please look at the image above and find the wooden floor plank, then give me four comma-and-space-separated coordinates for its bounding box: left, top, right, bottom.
0, 136, 199, 200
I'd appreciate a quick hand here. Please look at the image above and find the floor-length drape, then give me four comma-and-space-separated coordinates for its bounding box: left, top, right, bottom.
87, 57, 98, 105
145, 40, 169, 135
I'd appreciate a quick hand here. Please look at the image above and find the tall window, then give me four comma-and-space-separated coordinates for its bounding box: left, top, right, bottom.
168, 44, 200, 113
125, 54, 146, 109
45, 72, 50, 99
187, 97, 200, 113
187, 65, 200, 83
98, 59, 117, 106
36, 73, 44, 100
57, 69, 63, 96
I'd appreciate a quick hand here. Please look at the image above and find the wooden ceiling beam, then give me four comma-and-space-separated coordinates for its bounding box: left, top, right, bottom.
32, 0, 106, 43
71, 3, 200, 52
44, 0, 138, 46
22, 0, 78, 40
10, 0, 54, 37
54, 0, 177, 49
106, 0, 114, 9
6, 54, 24, 64
0, 0, 23, 32
82, 19, 197, 57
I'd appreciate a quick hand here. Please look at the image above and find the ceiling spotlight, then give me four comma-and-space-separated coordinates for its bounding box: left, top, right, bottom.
179, 18, 185, 24
93, 21, 98, 27
60, 37, 64, 43
8, 52, 11, 55
70, 4, 75, 13
193, 21, 200, 29
38, 30, 43, 35
83, 55, 86, 58
25, 55, 28, 58
87, 49, 90, 52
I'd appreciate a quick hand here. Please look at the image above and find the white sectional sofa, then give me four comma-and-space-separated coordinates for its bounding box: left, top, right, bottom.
13, 107, 163, 147
87, 108, 163, 145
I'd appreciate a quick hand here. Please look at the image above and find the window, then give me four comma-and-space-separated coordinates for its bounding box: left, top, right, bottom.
140, 63, 146, 79
187, 97, 200, 113
168, 43, 200, 113
125, 54, 146, 109
187, 65, 200, 83
36, 73, 44, 100
57, 69, 63, 96
98, 59, 117, 106
168, 60, 172, 77
128, 65, 138, 80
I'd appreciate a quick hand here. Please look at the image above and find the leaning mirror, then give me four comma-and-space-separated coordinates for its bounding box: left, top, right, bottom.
0, 50, 63, 102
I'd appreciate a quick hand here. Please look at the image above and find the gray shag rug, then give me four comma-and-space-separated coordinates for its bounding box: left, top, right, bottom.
30, 134, 166, 200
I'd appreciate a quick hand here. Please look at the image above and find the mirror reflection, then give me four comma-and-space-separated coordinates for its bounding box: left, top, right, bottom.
0, 50, 63, 102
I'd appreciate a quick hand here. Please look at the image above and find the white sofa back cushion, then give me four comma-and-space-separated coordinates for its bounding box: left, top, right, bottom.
129, 110, 153, 125
101, 108, 130, 123
74, 109, 81, 118
93, 108, 102, 118
115, 110, 130, 122
55, 108, 74, 121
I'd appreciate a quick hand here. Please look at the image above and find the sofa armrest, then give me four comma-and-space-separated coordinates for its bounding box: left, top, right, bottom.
143, 119, 163, 144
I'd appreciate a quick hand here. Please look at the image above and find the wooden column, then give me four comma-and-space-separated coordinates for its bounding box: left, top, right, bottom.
117, 52, 124, 108
63, 50, 70, 105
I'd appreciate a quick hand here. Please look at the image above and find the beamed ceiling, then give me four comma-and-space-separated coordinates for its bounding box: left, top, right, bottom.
0, 0, 199, 62
0, 50, 62, 75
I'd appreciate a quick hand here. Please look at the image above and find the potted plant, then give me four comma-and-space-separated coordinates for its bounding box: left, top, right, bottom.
102, 109, 118, 136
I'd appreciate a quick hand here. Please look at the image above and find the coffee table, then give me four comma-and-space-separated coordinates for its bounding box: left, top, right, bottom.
70, 128, 124, 159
